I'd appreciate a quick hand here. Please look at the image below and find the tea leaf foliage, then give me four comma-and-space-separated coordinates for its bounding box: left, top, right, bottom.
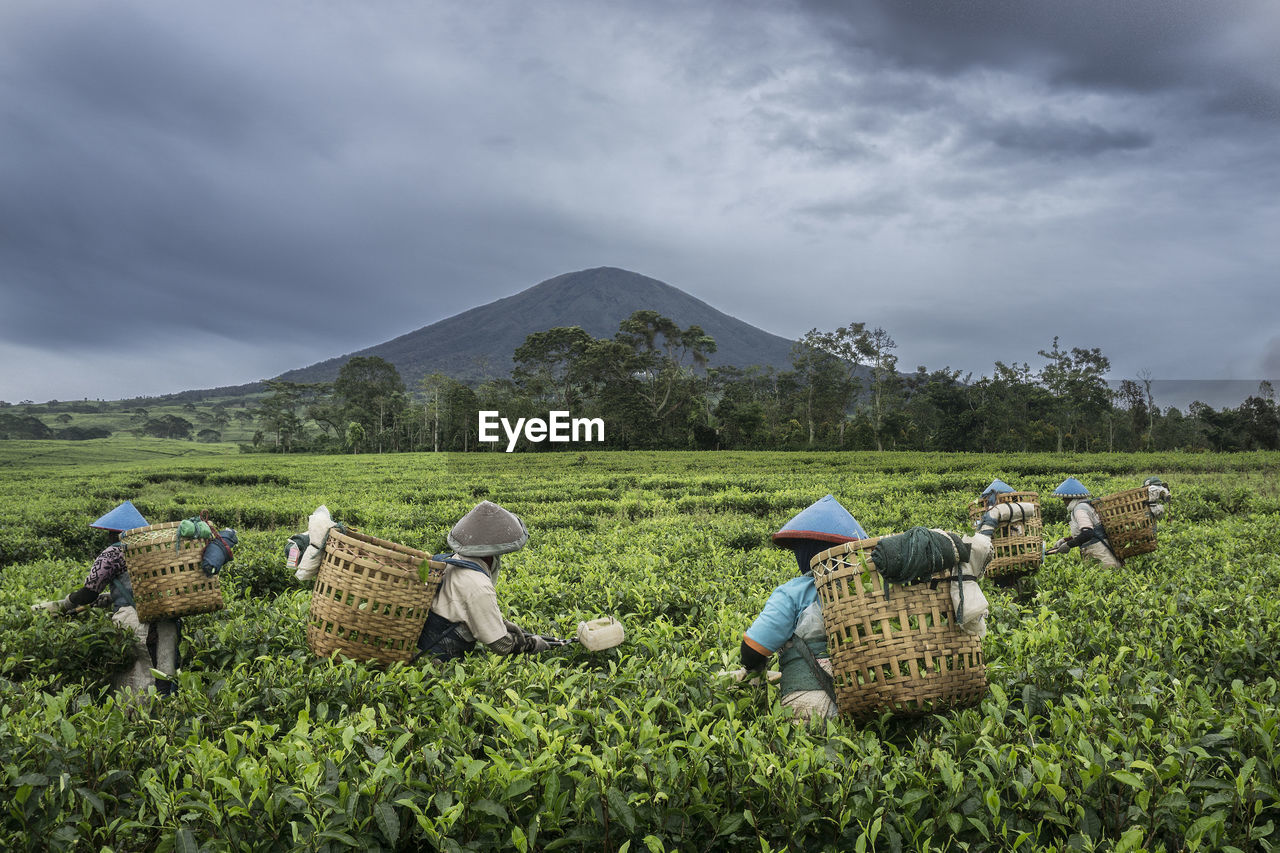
1, 451, 1278, 851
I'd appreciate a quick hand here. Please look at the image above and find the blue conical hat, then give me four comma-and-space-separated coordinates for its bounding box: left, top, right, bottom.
1052, 478, 1091, 497
773, 495, 868, 544
90, 500, 149, 531
982, 478, 1015, 497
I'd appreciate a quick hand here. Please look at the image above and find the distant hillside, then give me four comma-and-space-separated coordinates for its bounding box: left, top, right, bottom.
276, 267, 799, 386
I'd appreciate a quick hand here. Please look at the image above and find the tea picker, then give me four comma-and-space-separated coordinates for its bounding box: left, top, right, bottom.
30, 501, 184, 695
1047, 478, 1123, 568
415, 501, 574, 660
734, 495, 869, 722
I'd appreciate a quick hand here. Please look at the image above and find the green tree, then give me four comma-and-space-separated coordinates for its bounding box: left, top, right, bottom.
1037, 337, 1111, 452
786, 341, 854, 447
141, 415, 194, 440
254, 381, 306, 452
864, 327, 902, 451
334, 357, 406, 453
800, 322, 872, 446
513, 326, 593, 409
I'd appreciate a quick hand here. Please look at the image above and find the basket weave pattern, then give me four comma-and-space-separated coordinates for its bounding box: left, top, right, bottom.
968, 491, 1043, 581
1093, 487, 1158, 560
306, 529, 444, 665
121, 521, 225, 622
811, 538, 986, 720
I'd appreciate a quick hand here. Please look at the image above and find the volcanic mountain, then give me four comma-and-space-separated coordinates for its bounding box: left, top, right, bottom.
276, 267, 798, 386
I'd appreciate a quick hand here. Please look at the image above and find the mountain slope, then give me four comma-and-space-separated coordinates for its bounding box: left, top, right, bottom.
277, 267, 798, 385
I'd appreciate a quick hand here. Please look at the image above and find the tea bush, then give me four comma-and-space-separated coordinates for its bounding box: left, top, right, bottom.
1, 451, 1277, 851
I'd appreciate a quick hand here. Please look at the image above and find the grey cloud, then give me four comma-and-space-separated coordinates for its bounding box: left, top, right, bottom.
793, 0, 1280, 120
980, 118, 1153, 157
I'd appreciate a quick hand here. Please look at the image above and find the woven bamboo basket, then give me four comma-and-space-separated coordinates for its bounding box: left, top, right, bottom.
1093, 487, 1158, 560
811, 537, 986, 720
968, 491, 1043, 582
306, 528, 445, 665
121, 521, 225, 622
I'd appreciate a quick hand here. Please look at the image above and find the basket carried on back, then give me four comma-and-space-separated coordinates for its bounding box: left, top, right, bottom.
1093, 487, 1158, 560
121, 521, 226, 623
306, 528, 445, 665
968, 491, 1043, 583
811, 537, 986, 720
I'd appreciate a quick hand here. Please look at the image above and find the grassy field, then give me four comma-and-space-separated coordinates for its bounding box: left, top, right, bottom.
1, 450, 1278, 851
0, 437, 241, 468
5, 394, 266, 445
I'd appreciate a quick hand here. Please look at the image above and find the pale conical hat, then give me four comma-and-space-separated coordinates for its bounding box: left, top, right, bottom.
447, 500, 529, 557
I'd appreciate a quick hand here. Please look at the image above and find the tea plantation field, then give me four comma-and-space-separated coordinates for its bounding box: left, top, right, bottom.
2, 450, 1278, 852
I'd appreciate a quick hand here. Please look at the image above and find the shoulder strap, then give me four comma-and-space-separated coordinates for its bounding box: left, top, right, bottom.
781, 636, 837, 704
434, 554, 490, 576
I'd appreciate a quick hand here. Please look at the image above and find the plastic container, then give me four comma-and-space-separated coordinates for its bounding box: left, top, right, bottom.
576, 616, 625, 650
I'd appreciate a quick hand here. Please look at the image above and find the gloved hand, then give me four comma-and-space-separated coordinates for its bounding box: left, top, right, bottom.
718, 668, 782, 685
1049, 538, 1071, 555
527, 634, 552, 653
31, 597, 70, 614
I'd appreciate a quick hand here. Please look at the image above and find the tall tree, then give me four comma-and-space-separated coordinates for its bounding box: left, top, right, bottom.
786, 341, 853, 447
864, 327, 901, 451
334, 356, 406, 453
800, 322, 871, 446
255, 381, 306, 451
512, 326, 594, 409
1037, 337, 1111, 452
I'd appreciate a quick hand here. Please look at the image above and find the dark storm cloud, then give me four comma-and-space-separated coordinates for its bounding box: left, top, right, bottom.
795, 0, 1280, 121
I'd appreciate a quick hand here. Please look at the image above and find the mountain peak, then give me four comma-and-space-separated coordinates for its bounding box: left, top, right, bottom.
277, 268, 796, 386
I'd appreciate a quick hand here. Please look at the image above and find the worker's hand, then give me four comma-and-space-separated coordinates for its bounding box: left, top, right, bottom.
526, 634, 552, 653
718, 668, 782, 685
1049, 538, 1071, 555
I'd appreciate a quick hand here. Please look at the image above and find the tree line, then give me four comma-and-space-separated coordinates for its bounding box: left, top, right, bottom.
240, 311, 1280, 454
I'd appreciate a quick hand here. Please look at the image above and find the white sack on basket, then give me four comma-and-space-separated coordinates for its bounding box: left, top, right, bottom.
986, 501, 1039, 524
953, 533, 992, 638
295, 505, 337, 581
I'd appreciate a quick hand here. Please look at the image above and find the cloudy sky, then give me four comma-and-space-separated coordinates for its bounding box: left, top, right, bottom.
2, 0, 1278, 405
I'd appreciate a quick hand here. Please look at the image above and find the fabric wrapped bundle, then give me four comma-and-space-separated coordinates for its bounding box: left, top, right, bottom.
200, 529, 238, 575
868, 526, 990, 637
295, 505, 340, 581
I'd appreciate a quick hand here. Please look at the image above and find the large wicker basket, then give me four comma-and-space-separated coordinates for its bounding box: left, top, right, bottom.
968, 491, 1043, 583
811, 537, 986, 720
306, 528, 445, 665
121, 521, 226, 623
1093, 487, 1158, 560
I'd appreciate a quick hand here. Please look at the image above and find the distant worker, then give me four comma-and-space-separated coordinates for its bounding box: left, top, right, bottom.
31, 501, 182, 695
1047, 478, 1121, 568
974, 478, 1032, 537
736, 495, 868, 722
978, 479, 1015, 510
417, 501, 567, 660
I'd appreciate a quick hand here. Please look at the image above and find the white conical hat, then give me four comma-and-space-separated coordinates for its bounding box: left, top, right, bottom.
447, 500, 529, 557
